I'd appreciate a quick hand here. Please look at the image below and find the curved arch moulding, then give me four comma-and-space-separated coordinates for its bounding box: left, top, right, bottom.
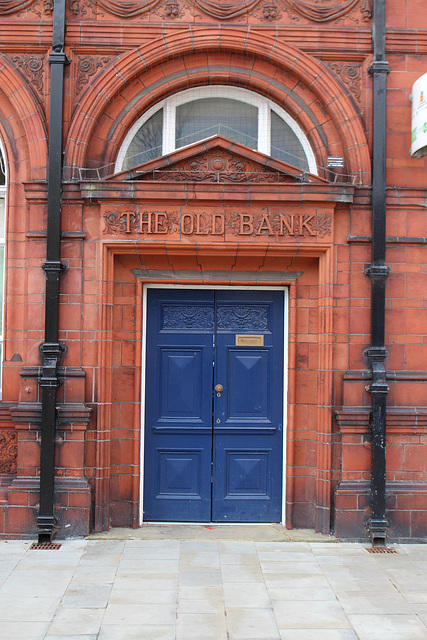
0, 55, 48, 182
66, 27, 370, 183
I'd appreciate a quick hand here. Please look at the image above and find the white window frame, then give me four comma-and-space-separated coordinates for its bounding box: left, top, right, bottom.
115, 86, 317, 174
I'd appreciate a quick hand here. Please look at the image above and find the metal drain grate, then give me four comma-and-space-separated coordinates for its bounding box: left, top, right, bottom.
366, 547, 397, 554
29, 542, 62, 550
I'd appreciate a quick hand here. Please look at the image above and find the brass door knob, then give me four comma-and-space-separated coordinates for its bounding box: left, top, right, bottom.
215, 384, 223, 393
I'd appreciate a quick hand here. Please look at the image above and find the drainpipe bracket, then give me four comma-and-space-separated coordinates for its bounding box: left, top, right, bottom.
368, 379, 389, 395
39, 342, 66, 388
48, 51, 70, 66
42, 260, 66, 275
368, 60, 390, 75
364, 345, 388, 362
365, 264, 390, 279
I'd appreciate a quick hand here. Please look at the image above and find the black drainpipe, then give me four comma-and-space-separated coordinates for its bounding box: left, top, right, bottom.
37, 0, 68, 543
366, 0, 390, 547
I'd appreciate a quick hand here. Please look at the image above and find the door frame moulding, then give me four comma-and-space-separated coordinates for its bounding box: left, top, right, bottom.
96, 242, 334, 534
139, 283, 289, 526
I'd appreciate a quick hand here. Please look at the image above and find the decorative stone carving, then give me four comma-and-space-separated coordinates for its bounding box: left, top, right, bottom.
69, 0, 101, 16
161, 304, 269, 330
162, 305, 214, 330
0, 431, 18, 474
0, 0, 52, 14
137, 150, 300, 184
282, 0, 371, 23
152, 0, 185, 19
10, 54, 44, 93
0, 0, 370, 21
76, 56, 110, 94
261, 1, 281, 21
217, 305, 268, 330
328, 62, 363, 106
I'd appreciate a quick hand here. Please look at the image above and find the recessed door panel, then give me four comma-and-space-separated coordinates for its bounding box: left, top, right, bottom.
228, 350, 270, 420
158, 449, 203, 497
160, 349, 204, 419
143, 288, 284, 522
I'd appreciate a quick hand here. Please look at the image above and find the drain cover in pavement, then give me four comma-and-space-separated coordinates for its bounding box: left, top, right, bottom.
29, 542, 62, 550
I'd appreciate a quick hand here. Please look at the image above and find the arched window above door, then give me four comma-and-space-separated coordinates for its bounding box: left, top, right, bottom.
116, 87, 317, 174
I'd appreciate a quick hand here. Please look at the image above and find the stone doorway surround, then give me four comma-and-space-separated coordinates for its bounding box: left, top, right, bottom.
84, 136, 353, 535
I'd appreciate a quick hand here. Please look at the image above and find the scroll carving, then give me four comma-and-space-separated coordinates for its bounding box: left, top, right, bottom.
0, 431, 18, 474
328, 62, 362, 106
76, 56, 110, 94
161, 304, 269, 330
162, 305, 214, 330
11, 54, 44, 93
217, 305, 268, 330
0, 0, 370, 21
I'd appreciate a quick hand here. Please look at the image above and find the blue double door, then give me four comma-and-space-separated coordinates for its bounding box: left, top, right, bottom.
143, 288, 284, 522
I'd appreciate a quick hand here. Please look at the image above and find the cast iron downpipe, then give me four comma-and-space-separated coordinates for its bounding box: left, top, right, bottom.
37, 0, 68, 543
366, 0, 390, 546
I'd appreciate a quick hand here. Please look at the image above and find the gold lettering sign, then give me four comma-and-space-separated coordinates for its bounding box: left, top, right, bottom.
235, 334, 264, 346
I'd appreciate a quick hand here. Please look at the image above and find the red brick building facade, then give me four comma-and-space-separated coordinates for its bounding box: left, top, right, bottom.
0, 0, 426, 541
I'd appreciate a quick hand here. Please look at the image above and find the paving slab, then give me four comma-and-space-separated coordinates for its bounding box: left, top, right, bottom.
348, 613, 427, 640
98, 626, 175, 640
226, 607, 281, 639
176, 612, 227, 639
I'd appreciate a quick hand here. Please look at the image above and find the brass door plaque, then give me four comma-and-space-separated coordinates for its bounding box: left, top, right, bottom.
235, 334, 264, 346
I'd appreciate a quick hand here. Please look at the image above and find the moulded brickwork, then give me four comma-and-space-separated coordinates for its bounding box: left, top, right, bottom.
0, 0, 425, 540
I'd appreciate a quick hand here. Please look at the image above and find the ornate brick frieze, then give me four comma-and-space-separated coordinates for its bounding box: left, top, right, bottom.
0, 0, 370, 22
0, 431, 18, 474
0, 0, 52, 15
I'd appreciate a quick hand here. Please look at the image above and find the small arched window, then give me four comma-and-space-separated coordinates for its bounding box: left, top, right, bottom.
116, 87, 317, 174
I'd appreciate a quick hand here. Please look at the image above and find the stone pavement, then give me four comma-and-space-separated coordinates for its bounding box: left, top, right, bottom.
0, 526, 427, 640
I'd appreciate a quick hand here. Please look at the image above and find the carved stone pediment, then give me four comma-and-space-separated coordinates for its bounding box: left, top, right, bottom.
112, 136, 326, 185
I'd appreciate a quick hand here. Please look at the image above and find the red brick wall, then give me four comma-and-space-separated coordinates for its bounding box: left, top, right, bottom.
0, 0, 425, 540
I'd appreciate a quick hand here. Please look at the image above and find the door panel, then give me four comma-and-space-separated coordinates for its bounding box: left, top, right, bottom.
160, 349, 204, 419
143, 288, 284, 522
228, 350, 269, 420
212, 290, 283, 522
144, 289, 214, 521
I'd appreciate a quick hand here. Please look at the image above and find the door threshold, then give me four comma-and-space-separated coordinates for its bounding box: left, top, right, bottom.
89, 524, 336, 542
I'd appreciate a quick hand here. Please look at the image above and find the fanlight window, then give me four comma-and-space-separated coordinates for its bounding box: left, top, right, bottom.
116, 87, 317, 174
